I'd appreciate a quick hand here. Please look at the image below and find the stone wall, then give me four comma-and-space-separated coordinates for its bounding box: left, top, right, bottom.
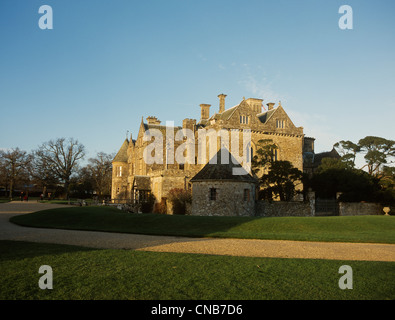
191, 181, 256, 216
256, 201, 313, 217
339, 202, 385, 216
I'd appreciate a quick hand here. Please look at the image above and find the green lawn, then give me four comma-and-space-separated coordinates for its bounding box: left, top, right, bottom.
0, 240, 394, 300
10, 206, 395, 244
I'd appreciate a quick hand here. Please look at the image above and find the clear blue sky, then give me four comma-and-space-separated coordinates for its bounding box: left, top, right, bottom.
0, 0, 394, 166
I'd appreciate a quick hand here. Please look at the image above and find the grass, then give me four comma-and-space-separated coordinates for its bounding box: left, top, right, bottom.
10, 206, 395, 244
0, 240, 394, 300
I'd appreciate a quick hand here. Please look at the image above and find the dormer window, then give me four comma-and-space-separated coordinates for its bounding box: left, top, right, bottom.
240, 115, 249, 124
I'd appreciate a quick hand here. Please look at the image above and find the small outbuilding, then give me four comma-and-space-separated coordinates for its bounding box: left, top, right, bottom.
190, 148, 258, 216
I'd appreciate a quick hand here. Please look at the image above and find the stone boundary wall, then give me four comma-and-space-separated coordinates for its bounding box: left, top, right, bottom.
256, 201, 313, 217
338, 202, 388, 216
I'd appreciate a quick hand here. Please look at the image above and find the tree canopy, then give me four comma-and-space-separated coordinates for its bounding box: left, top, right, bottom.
0, 148, 32, 199
314, 135, 395, 204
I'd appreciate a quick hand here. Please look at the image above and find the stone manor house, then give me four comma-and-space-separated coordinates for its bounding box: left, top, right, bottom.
111, 93, 332, 216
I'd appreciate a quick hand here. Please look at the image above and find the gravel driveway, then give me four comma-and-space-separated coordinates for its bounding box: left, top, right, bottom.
1, 201, 395, 262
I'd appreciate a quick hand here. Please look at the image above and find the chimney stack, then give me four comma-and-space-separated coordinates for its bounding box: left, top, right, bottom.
218, 93, 227, 113
245, 98, 263, 114
183, 118, 196, 132
267, 103, 275, 111
200, 104, 211, 120
146, 116, 161, 125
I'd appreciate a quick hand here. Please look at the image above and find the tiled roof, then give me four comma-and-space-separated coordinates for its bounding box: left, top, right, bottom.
313, 148, 341, 164
303, 148, 341, 166
113, 139, 129, 162
143, 123, 182, 132
216, 105, 238, 121
257, 109, 276, 124
133, 175, 151, 190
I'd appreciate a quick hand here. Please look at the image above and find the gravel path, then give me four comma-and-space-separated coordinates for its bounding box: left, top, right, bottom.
1, 201, 395, 262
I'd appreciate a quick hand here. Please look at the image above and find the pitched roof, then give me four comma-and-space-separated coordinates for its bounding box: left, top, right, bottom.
216, 105, 238, 121
303, 148, 341, 167
313, 148, 341, 164
133, 175, 151, 190
113, 139, 129, 162
190, 148, 257, 183
198, 102, 241, 126
143, 123, 182, 131
201, 101, 278, 126
257, 109, 277, 124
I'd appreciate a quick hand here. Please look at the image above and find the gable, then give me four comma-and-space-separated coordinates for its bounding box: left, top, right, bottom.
216, 100, 257, 126
190, 148, 257, 183
258, 106, 300, 134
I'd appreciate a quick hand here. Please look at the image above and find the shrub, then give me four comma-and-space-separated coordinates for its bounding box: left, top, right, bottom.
167, 188, 192, 215
141, 194, 155, 213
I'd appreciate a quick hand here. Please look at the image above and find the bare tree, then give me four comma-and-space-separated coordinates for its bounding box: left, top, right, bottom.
29, 150, 59, 198
0, 148, 32, 199
86, 152, 114, 198
0, 155, 11, 196
35, 138, 85, 199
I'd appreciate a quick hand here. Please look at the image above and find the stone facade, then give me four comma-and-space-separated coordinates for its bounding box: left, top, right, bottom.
112, 93, 319, 214
191, 181, 256, 216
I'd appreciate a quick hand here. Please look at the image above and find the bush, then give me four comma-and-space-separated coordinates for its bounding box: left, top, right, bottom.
167, 188, 192, 215
141, 194, 155, 213
154, 198, 167, 214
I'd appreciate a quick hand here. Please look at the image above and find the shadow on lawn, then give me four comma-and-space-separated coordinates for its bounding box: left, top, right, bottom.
8, 205, 263, 239
0, 240, 97, 262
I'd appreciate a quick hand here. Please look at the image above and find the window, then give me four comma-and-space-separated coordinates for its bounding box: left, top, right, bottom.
240, 115, 249, 124
116, 166, 122, 177
209, 188, 217, 201
179, 164, 184, 170
276, 119, 285, 129
246, 143, 253, 163
271, 148, 278, 162
243, 189, 250, 201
